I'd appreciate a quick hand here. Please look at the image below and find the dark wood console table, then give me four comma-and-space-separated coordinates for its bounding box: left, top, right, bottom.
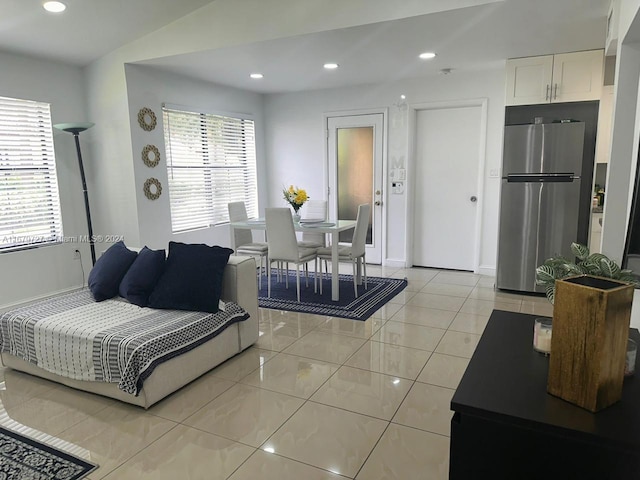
449, 310, 640, 479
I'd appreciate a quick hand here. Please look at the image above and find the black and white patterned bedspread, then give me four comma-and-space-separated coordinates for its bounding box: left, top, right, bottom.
0, 289, 249, 395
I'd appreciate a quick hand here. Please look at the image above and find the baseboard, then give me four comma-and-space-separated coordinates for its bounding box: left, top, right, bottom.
477, 265, 496, 277
384, 259, 406, 268
0, 285, 84, 313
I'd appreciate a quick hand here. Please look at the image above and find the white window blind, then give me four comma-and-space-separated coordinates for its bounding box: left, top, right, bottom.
0, 96, 63, 251
163, 106, 258, 233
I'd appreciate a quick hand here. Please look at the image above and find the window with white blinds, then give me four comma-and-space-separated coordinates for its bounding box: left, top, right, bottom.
163, 105, 258, 233
0, 96, 63, 251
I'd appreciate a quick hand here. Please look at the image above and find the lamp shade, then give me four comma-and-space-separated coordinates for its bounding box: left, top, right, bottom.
54, 122, 95, 134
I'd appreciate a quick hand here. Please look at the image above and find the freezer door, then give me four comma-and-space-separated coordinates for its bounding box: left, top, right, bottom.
496, 178, 581, 292
503, 122, 585, 174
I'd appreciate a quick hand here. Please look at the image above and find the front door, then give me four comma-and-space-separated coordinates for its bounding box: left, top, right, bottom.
327, 113, 384, 264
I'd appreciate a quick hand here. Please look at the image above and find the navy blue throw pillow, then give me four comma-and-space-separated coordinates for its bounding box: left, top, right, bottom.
88, 241, 138, 302
148, 242, 233, 313
118, 246, 166, 307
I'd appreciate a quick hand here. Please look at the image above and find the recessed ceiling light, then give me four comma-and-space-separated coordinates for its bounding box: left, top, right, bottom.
250, 73, 264, 79
419, 52, 437, 60
400, 94, 406, 100
43, 1, 66, 13
324, 63, 339, 70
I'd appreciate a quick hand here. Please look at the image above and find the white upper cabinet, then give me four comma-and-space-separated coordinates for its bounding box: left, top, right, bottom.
505, 55, 554, 105
506, 50, 604, 106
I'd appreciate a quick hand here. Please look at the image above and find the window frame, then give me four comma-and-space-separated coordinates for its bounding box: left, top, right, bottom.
162, 103, 259, 234
0, 95, 64, 253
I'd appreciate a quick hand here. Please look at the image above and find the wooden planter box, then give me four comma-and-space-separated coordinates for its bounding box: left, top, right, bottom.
548, 275, 634, 412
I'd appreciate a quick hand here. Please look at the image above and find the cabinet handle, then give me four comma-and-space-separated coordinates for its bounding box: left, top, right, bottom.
545, 84, 550, 101
554, 83, 558, 100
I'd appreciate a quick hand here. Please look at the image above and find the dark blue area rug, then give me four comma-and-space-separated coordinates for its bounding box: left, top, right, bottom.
258, 271, 407, 320
0, 426, 98, 479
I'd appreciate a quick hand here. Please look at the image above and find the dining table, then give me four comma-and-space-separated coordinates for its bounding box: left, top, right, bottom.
229, 219, 357, 301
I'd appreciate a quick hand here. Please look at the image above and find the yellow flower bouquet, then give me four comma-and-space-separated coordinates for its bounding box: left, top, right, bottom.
282, 185, 309, 213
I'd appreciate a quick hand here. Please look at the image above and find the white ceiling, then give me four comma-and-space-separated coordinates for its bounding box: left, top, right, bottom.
0, 0, 212, 65
0, 0, 610, 94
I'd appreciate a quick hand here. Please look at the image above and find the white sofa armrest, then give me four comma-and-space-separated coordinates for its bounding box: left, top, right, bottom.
221, 255, 259, 349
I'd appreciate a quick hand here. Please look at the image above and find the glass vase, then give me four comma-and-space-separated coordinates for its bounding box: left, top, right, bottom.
292, 212, 301, 223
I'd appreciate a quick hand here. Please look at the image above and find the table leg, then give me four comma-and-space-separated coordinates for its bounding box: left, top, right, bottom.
331, 231, 339, 301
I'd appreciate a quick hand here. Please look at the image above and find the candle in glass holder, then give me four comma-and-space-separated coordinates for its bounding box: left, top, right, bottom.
533, 318, 552, 355
625, 339, 637, 377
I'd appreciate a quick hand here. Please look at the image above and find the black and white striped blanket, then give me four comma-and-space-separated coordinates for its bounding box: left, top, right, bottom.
0, 289, 249, 395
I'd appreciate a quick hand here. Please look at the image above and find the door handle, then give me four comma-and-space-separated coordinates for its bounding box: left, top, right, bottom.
375, 201, 382, 206
470, 196, 477, 203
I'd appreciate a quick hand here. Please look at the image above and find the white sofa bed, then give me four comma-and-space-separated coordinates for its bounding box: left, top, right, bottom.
0, 255, 258, 409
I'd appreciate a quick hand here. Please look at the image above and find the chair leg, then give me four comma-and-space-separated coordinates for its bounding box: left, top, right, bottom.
319, 258, 323, 295
363, 256, 367, 290
314, 258, 318, 293
296, 265, 301, 302
352, 260, 358, 298
285, 262, 289, 289
258, 256, 263, 290
268, 260, 272, 298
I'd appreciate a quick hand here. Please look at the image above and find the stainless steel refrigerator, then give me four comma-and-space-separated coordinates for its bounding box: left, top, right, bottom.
496, 121, 585, 293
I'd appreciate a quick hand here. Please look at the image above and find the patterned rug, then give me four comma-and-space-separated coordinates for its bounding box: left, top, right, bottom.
0, 426, 97, 479
258, 271, 407, 320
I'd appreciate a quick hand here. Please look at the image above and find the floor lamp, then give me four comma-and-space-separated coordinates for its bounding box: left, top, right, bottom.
54, 122, 96, 265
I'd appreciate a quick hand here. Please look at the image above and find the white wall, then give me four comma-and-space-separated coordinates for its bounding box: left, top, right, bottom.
604, 0, 640, 328
84, 0, 501, 257
123, 64, 267, 249
0, 52, 90, 307
263, 68, 506, 271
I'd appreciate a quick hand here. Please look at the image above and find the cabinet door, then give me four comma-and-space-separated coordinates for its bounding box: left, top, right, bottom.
551, 50, 604, 102
505, 55, 554, 105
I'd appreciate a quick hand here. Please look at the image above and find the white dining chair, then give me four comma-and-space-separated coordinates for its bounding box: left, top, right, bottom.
318, 203, 371, 298
228, 201, 269, 289
298, 199, 328, 249
265, 208, 318, 302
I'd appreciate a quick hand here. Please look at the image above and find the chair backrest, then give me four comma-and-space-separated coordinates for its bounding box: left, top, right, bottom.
302, 199, 327, 245
265, 207, 301, 262
350, 204, 371, 258
228, 201, 254, 247
303, 199, 327, 221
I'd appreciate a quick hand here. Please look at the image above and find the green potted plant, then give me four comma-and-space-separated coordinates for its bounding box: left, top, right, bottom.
535, 242, 640, 304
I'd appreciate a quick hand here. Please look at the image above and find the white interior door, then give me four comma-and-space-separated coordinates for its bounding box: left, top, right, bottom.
413, 105, 482, 270
327, 113, 383, 264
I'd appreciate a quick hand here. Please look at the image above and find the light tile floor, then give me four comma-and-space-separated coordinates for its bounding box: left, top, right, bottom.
0, 267, 552, 479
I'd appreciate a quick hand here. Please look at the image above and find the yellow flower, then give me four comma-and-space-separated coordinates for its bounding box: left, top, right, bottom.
282, 185, 309, 211
295, 189, 308, 204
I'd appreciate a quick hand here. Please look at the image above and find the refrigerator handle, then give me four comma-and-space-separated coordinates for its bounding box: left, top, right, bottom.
505, 173, 579, 183
535, 183, 544, 276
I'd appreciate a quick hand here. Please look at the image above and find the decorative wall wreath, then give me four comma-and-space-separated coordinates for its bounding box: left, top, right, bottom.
141, 144, 160, 168
143, 177, 162, 200
137, 107, 157, 131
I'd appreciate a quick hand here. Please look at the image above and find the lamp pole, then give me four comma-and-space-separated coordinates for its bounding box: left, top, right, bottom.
53, 122, 96, 265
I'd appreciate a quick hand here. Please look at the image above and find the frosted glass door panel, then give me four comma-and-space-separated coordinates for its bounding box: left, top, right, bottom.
327, 113, 383, 264
337, 127, 373, 243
